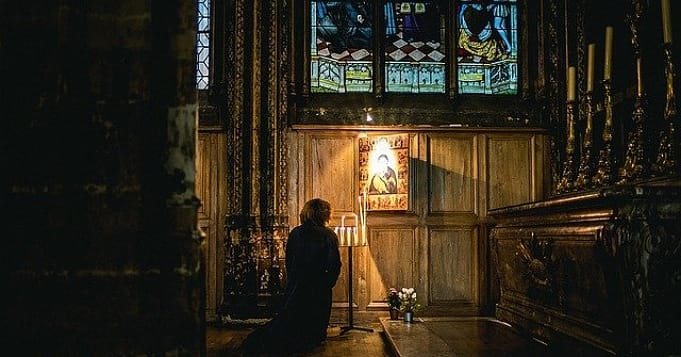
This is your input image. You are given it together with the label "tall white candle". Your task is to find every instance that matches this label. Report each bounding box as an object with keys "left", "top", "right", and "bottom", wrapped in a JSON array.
[
  {"left": 567, "top": 66, "right": 576, "bottom": 101},
  {"left": 587, "top": 43, "right": 595, "bottom": 92},
  {"left": 662, "top": 0, "right": 673, "bottom": 44},
  {"left": 604, "top": 27, "right": 613, "bottom": 80}
]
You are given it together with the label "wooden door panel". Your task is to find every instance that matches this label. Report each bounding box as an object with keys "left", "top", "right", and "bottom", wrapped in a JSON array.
[
  {"left": 367, "top": 228, "right": 416, "bottom": 306},
  {"left": 309, "top": 135, "right": 356, "bottom": 213},
  {"left": 429, "top": 227, "right": 478, "bottom": 304},
  {"left": 487, "top": 136, "right": 533, "bottom": 210},
  {"left": 428, "top": 135, "right": 478, "bottom": 214}
]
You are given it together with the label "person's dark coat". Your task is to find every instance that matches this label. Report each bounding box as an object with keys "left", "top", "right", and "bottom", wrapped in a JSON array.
[{"left": 239, "top": 223, "right": 341, "bottom": 355}]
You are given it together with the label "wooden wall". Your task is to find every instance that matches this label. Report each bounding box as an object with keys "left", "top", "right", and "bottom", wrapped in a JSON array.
[
  {"left": 197, "top": 128, "right": 227, "bottom": 321},
  {"left": 288, "top": 127, "right": 548, "bottom": 315}
]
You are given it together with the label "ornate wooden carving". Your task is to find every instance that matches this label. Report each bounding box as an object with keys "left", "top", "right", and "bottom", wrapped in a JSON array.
[
  {"left": 515, "top": 233, "right": 561, "bottom": 306},
  {"left": 547, "top": 0, "right": 564, "bottom": 195},
  {"left": 604, "top": 185, "right": 681, "bottom": 355},
  {"left": 222, "top": 0, "right": 290, "bottom": 319},
  {"left": 491, "top": 178, "right": 681, "bottom": 355},
  {"left": 575, "top": 0, "right": 586, "bottom": 123}
]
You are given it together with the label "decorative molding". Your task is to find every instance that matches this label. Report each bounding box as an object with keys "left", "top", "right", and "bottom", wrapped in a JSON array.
[
  {"left": 547, "top": 0, "right": 563, "bottom": 195},
  {"left": 221, "top": 0, "right": 290, "bottom": 319},
  {"left": 607, "top": 200, "right": 681, "bottom": 355},
  {"left": 515, "top": 233, "right": 561, "bottom": 306}
]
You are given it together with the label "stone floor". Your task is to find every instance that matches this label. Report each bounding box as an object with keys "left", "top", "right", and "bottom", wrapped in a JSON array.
[
  {"left": 380, "top": 316, "right": 548, "bottom": 357},
  {"left": 206, "top": 314, "right": 547, "bottom": 356}
]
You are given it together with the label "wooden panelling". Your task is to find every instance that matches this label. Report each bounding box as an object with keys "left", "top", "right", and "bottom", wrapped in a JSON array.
[
  {"left": 486, "top": 136, "right": 533, "bottom": 210},
  {"left": 429, "top": 227, "right": 479, "bottom": 304},
  {"left": 309, "top": 135, "right": 356, "bottom": 213},
  {"left": 196, "top": 134, "right": 214, "bottom": 220},
  {"left": 286, "top": 128, "right": 547, "bottom": 316},
  {"left": 428, "top": 135, "right": 477, "bottom": 214},
  {"left": 332, "top": 246, "right": 350, "bottom": 304},
  {"left": 367, "top": 228, "right": 416, "bottom": 306},
  {"left": 197, "top": 130, "right": 227, "bottom": 322}
]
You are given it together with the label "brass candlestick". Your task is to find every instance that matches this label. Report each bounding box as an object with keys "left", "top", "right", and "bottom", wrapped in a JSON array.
[
  {"left": 593, "top": 79, "right": 616, "bottom": 186},
  {"left": 556, "top": 100, "right": 578, "bottom": 193},
  {"left": 652, "top": 42, "right": 679, "bottom": 176},
  {"left": 618, "top": 1, "right": 648, "bottom": 184},
  {"left": 575, "top": 91, "right": 595, "bottom": 189},
  {"left": 618, "top": 70, "right": 647, "bottom": 183}
]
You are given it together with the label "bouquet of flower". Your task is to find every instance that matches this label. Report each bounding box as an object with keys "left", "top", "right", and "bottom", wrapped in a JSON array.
[
  {"left": 398, "top": 287, "right": 421, "bottom": 313},
  {"left": 386, "top": 288, "right": 401, "bottom": 311}
]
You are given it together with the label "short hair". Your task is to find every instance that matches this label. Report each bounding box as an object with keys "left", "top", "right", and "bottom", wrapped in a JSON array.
[
  {"left": 377, "top": 154, "right": 389, "bottom": 162},
  {"left": 299, "top": 198, "right": 332, "bottom": 226}
]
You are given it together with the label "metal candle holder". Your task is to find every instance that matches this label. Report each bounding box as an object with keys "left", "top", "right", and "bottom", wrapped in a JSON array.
[
  {"left": 618, "top": 64, "right": 647, "bottom": 184},
  {"left": 575, "top": 91, "right": 595, "bottom": 189},
  {"left": 556, "top": 100, "right": 578, "bottom": 193},
  {"left": 593, "top": 79, "right": 616, "bottom": 186},
  {"left": 618, "top": 1, "right": 648, "bottom": 184},
  {"left": 652, "top": 42, "right": 679, "bottom": 176}
]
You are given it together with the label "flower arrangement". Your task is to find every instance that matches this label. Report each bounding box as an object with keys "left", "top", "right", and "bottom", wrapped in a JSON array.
[
  {"left": 386, "top": 288, "right": 401, "bottom": 311},
  {"left": 398, "top": 287, "right": 421, "bottom": 313}
]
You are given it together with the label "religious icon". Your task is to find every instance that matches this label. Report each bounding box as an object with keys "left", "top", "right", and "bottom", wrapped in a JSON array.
[{"left": 359, "top": 133, "right": 409, "bottom": 210}]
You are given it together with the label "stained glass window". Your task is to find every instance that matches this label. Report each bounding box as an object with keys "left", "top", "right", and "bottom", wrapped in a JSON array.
[
  {"left": 384, "top": 1, "right": 446, "bottom": 93},
  {"left": 457, "top": 0, "right": 518, "bottom": 94},
  {"left": 197, "top": 0, "right": 211, "bottom": 90},
  {"left": 311, "top": 1, "right": 374, "bottom": 93},
  {"left": 309, "top": 1, "right": 519, "bottom": 96}
]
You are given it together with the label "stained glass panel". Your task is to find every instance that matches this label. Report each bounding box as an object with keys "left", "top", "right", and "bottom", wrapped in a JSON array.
[
  {"left": 384, "top": 1, "right": 446, "bottom": 93},
  {"left": 311, "top": 1, "right": 374, "bottom": 93},
  {"left": 457, "top": 0, "right": 517, "bottom": 94},
  {"left": 197, "top": 0, "right": 211, "bottom": 90}
]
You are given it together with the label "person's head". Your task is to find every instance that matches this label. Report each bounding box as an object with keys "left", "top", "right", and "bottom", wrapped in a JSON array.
[
  {"left": 299, "top": 198, "right": 332, "bottom": 226},
  {"left": 377, "top": 154, "right": 390, "bottom": 173}
]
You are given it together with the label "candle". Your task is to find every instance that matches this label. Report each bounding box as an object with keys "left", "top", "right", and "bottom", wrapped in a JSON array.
[
  {"left": 636, "top": 58, "right": 643, "bottom": 96},
  {"left": 587, "top": 43, "right": 595, "bottom": 92},
  {"left": 604, "top": 27, "right": 613, "bottom": 80},
  {"left": 340, "top": 226, "right": 346, "bottom": 246},
  {"left": 662, "top": 0, "right": 672, "bottom": 44},
  {"left": 567, "top": 66, "right": 576, "bottom": 101},
  {"left": 353, "top": 227, "right": 359, "bottom": 246}
]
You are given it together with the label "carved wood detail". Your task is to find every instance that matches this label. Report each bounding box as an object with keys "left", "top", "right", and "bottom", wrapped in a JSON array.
[
  {"left": 221, "top": 0, "right": 290, "bottom": 319},
  {"left": 490, "top": 180, "right": 681, "bottom": 355}
]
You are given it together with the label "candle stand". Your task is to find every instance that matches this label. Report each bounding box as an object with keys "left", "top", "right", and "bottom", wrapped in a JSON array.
[{"left": 339, "top": 239, "right": 374, "bottom": 335}]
